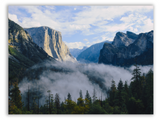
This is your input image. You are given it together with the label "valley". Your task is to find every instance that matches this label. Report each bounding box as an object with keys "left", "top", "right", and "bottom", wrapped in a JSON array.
[{"left": 8, "top": 5, "right": 154, "bottom": 114}]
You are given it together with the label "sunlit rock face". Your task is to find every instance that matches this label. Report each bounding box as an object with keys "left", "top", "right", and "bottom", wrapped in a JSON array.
[
  {"left": 25, "top": 26, "right": 74, "bottom": 61},
  {"left": 8, "top": 19, "right": 50, "bottom": 63}
]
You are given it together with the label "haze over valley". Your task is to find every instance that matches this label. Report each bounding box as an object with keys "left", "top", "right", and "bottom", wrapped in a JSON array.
[{"left": 8, "top": 6, "right": 153, "bottom": 114}]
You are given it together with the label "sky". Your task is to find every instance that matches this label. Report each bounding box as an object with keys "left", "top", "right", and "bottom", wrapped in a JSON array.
[{"left": 8, "top": 5, "right": 153, "bottom": 49}]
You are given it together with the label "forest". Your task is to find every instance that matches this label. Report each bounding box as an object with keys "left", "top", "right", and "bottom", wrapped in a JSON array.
[{"left": 8, "top": 64, "right": 153, "bottom": 114}]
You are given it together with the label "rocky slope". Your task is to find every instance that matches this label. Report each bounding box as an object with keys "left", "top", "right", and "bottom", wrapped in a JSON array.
[
  {"left": 8, "top": 19, "right": 54, "bottom": 81},
  {"left": 98, "top": 30, "right": 153, "bottom": 66},
  {"left": 25, "top": 27, "right": 74, "bottom": 61},
  {"left": 77, "top": 41, "right": 112, "bottom": 63}
]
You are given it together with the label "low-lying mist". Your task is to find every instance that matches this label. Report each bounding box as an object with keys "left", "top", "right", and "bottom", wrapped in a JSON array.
[{"left": 19, "top": 60, "right": 153, "bottom": 106}]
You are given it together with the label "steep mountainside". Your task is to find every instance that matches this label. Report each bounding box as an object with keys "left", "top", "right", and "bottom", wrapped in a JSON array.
[
  {"left": 99, "top": 30, "right": 153, "bottom": 66},
  {"left": 8, "top": 19, "right": 54, "bottom": 81},
  {"left": 70, "top": 46, "right": 87, "bottom": 58},
  {"left": 77, "top": 41, "right": 112, "bottom": 63},
  {"left": 112, "top": 31, "right": 138, "bottom": 47},
  {"left": 25, "top": 27, "right": 74, "bottom": 61}
]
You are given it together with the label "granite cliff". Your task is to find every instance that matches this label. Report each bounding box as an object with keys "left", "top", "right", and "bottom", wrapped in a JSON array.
[
  {"left": 8, "top": 19, "right": 54, "bottom": 81},
  {"left": 98, "top": 30, "right": 153, "bottom": 66},
  {"left": 112, "top": 31, "right": 138, "bottom": 47},
  {"left": 25, "top": 27, "right": 74, "bottom": 61}
]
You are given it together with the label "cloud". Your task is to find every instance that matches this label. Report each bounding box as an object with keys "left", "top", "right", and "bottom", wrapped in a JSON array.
[
  {"left": 8, "top": 6, "right": 153, "bottom": 48},
  {"left": 8, "top": 6, "right": 153, "bottom": 36},
  {"left": 64, "top": 41, "right": 85, "bottom": 49},
  {"left": 8, "top": 13, "right": 19, "bottom": 23},
  {"left": 19, "top": 60, "right": 153, "bottom": 105},
  {"left": 140, "top": 18, "right": 153, "bottom": 32},
  {"left": 83, "top": 39, "right": 89, "bottom": 42}
]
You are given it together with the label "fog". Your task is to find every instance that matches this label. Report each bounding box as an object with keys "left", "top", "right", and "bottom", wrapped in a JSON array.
[{"left": 19, "top": 60, "right": 153, "bottom": 106}]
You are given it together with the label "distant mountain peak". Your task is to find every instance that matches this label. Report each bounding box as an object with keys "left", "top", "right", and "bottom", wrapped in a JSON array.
[
  {"left": 112, "top": 31, "right": 138, "bottom": 47},
  {"left": 77, "top": 41, "right": 111, "bottom": 63},
  {"left": 99, "top": 30, "right": 153, "bottom": 66}
]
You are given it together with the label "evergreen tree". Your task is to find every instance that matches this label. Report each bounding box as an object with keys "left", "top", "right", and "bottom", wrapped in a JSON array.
[
  {"left": 77, "top": 90, "right": 84, "bottom": 106},
  {"left": 64, "top": 93, "right": 76, "bottom": 114},
  {"left": 143, "top": 69, "right": 153, "bottom": 114},
  {"left": 79, "top": 90, "right": 83, "bottom": 99},
  {"left": 85, "top": 90, "right": 91, "bottom": 103},
  {"left": 67, "top": 93, "right": 72, "bottom": 101},
  {"left": 92, "top": 88, "right": 97, "bottom": 103},
  {"left": 131, "top": 64, "right": 141, "bottom": 81},
  {"left": 44, "top": 90, "right": 54, "bottom": 114},
  {"left": 10, "top": 82, "right": 23, "bottom": 110},
  {"left": 109, "top": 80, "right": 116, "bottom": 106},
  {"left": 130, "top": 64, "right": 142, "bottom": 99},
  {"left": 116, "top": 79, "right": 124, "bottom": 107},
  {"left": 55, "top": 93, "right": 61, "bottom": 113}
]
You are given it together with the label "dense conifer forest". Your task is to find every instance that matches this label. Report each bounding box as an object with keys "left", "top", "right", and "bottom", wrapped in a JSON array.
[{"left": 8, "top": 65, "right": 153, "bottom": 114}]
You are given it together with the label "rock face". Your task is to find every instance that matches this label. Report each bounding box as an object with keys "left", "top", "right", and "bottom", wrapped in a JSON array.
[
  {"left": 98, "top": 30, "right": 153, "bottom": 66},
  {"left": 8, "top": 19, "right": 53, "bottom": 80},
  {"left": 112, "top": 31, "right": 138, "bottom": 47},
  {"left": 77, "top": 41, "right": 112, "bottom": 63},
  {"left": 25, "top": 27, "right": 73, "bottom": 61},
  {"left": 8, "top": 19, "right": 51, "bottom": 63}
]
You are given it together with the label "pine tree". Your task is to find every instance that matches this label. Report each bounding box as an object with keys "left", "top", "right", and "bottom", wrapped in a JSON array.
[
  {"left": 10, "top": 82, "right": 23, "bottom": 109},
  {"left": 130, "top": 64, "right": 142, "bottom": 99},
  {"left": 77, "top": 90, "right": 84, "bottom": 106},
  {"left": 79, "top": 90, "right": 83, "bottom": 99},
  {"left": 55, "top": 93, "right": 61, "bottom": 113},
  {"left": 116, "top": 79, "right": 124, "bottom": 107},
  {"left": 92, "top": 88, "right": 97, "bottom": 103},
  {"left": 131, "top": 64, "right": 141, "bottom": 81},
  {"left": 67, "top": 93, "right": 72, "bottom": 101},
  {"left": 143, "top": 69, "right": 153, "bottom": 114},
  {"left": 85, "top": 90, "right": 91, "bottom": 103},
  {"left": 45, "top": 90, "right": 53, "bottom": 114}
]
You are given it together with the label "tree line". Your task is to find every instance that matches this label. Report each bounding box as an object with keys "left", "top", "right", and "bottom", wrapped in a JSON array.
[{"left": 9, "top": 65, "right": 153, "bottom": 114}]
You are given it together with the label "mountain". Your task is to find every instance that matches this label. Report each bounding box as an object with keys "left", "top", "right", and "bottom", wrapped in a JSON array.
[
  {"left": 112, "top": 31, "right": 138, "bottom": 47},
  {"left": 98, "top": 30, "right": 153, "bottom": 66},
  {"left": 8, "top": 19, "right": 54, "bottom": 81},
  {"left": 77, "top": 41, "right": 112, "bottom": 63},
  {"left": 69, "top": 46, "right": 87, "bottom": 58},
  {"left": 25, "top": 27, "right": 74, "bottom": 61}
]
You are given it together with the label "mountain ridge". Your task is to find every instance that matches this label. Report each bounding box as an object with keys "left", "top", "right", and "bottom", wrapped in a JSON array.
[
  {"left": 77, "top": 40, "right": 112, "bottom": 63},
  {"left": 99, "top": 30, "right": 153, "bottom": 66},
  {"left": 8, "top": 19, "right": 54, "bottom": 81}
]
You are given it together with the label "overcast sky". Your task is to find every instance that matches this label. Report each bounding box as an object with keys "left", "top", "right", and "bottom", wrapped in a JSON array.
[{"left": 8, "top": 6, "right": 153, "bottom": 49}]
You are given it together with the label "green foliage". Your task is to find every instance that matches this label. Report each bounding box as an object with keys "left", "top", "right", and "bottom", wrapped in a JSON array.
[
  {"left": 8, "top": 65, "right": 153, "bottom": 114},
  {"left": 88, "top": 103, "right": 107, "bottom": 114},
  {"left": 131, "top": 64, "right": 141, "bottom": 81},
  {"left": 67, "top": 93, "right": 72, "bottom": 101},
  {"left": 64, "top": 99, "right": 76, "bottom": 114},
  {"left": 8, "top": 45, "right": 35, "bottom": 82},
  {"left": 9, "top": 45, "right": 35, "bottom": 67},
  {"left": 55, "top": 93, "right": 61, "bottom": 113},
  {"left": 109, "top": 80, "right": 117, "bottom": 106},
  {"left": 10, "top": 83, "right": 23, "bottom": 109},
  {"left": 127, "top": 97, "right": 144, "bottom": 114}
]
